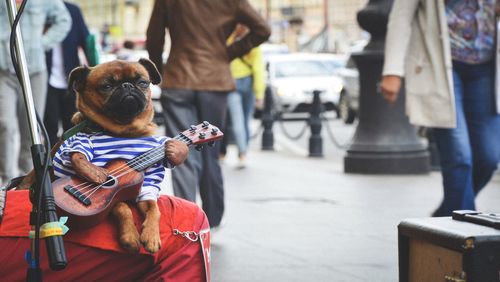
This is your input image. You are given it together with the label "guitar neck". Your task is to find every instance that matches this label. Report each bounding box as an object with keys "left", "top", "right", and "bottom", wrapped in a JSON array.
[{"left": 126, "top": 133, "right": 192, "bottom": 171}]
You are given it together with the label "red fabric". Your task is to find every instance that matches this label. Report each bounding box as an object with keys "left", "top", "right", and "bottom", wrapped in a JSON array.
[{"left": 0, "top": 190, "right": 209, "bottom": 281}]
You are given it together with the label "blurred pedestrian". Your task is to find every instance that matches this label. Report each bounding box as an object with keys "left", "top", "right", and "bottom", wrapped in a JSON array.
[
  {"left": 381, "top": 0, "right": 500, "bottom": 216},
  {"left": 44, "top": 1, "right": 94, "bottom": 147},
  {"left": 100, "top": 23, "right": 111, "bottom": 53},
  {"left": 220, "top": 24, "right": 266, "bottom": 169},
  {"left": 116, "top": 40, "right": 135, "bottom": 61},
  {"left": 0, "top": 0, "right": 71, "bottom": 185},
  {"left": 146, "top": 0, "right": 270, "bottom": 228}
]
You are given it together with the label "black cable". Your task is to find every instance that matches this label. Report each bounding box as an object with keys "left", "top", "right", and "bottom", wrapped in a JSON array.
[{"left": 9, "top": 0, "right": 52, "bottom": 269}]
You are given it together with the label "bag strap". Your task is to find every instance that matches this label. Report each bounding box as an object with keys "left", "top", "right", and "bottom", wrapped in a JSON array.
[
  {"left": 239, "top": 56, "right": 252, "bottom": 71},
  {"left": 61, "top": 119, "right": 102, "bottom": 141}
]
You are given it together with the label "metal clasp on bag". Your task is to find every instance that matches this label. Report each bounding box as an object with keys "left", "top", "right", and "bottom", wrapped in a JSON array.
[
  {"left": 445, "top": 271, "right": 467, "bottom": 282},
  {"left": 173, "top": 228, "right": 199, "bottom": 242}
]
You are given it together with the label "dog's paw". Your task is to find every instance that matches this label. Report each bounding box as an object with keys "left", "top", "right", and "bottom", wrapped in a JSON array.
[
  {"left": 140, "top": 226, "right": 161, "bottom": 254},
  {"left": 119, "top": 229, "right": 141, "bottom": 253}
]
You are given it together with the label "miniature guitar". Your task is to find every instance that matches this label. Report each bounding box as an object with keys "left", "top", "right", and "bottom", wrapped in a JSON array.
[{"left": 52, "top": 121, "right": 223, "bottom": 229}]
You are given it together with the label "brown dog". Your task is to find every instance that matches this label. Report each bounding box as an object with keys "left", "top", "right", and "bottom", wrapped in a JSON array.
[{"left": 21, "top": 59, "right": 188, "bottom": 253}]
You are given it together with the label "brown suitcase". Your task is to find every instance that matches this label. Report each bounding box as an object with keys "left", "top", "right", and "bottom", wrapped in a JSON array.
[{"left": 399, "top": 211, "right": 500, "bottom": 282}]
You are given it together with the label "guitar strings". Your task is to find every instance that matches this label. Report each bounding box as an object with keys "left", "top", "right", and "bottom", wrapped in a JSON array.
[
  {"left": 70, "top": 135, "right": 183, "bottom": 193},
  {"left": 69, "top": 133, "right": 195, "bottom": 199},
  {"left": 69, "top": 144, "right": 167, "bottom": 193},
  {"left": 100, "top": 132, "right": 196, "bottom": 178},
  {"left": 70, "top": 126, "right": 216, "bottom": 200},
  {"left": 74, "top": 144, "right": 175, "bottom": 200},
  {"left": 78, "top": 135, "right": 192, "bottom": 201},
  {"left": 73, "top": 147, "right": 167, "bottom": 198}
]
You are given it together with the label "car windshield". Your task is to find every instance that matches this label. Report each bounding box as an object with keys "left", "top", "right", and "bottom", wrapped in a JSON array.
[{"left": 274, "top": 60, "right": 331, "bottom": 78}]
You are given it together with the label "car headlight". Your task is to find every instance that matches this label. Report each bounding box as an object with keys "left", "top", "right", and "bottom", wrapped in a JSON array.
[{"left": 276, "top": 86, "right": 286, "bottom": 96}]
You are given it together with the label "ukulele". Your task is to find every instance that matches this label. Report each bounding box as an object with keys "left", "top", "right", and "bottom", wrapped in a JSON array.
[{"left": 52, "top": 121, "right": 223, "bottom": 229}]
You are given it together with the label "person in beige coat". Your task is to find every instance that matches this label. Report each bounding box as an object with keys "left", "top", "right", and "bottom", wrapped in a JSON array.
[{"left": 381, "top": 0, "right": 500, "bottom": 216}]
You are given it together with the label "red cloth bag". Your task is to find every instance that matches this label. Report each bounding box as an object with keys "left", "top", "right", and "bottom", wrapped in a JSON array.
[{"left": 0, "top": 190, "right": 210, "bottom": 282}]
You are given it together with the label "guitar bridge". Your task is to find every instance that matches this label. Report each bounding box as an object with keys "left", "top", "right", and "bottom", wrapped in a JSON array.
[{"left": 64, "top": 185, "right": 91, "bottom": 206}]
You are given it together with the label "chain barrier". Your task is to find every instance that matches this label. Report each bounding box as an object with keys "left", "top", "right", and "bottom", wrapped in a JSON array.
[
  {"left": 276, "top": 116, "right": 309, "bottom": 141},
  {"left": 255, "top": 112, "right": 353, "bottom": 149},
  {"left": 257, "top": 85, "right": 354, "bottom": 152},
  {"left": 320, "top": 113, "right": 352, "bottom": 150},
  {"left": 250, "top": 123, "right": 263, "bottom": 140}
]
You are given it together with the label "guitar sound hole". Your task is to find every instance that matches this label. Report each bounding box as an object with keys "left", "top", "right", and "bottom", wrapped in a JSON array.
[{"left": 102, "top": 176, "right": 117, "bottom": 188}]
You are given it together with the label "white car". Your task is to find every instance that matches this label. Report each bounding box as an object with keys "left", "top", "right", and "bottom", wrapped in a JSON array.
[
  {"left": 335, "top": 56, "right": 359, "bottom": 124},
  {"left": 267, "top": 53, "right": 345, "bottom": 114}
]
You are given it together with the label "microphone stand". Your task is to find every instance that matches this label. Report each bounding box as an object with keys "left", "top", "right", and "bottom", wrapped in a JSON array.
[{"left": 5, "top": 0, "right": 67, "bottom": 280}]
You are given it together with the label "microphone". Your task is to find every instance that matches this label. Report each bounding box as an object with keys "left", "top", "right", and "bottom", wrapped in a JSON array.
[{"left": 32, "top": 144, "right": 68, "bottom": 271}]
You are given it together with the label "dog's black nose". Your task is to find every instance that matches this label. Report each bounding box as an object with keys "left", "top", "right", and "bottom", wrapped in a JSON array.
[{"left": 121, "top": 82, "right": 134, "bottom": 90}]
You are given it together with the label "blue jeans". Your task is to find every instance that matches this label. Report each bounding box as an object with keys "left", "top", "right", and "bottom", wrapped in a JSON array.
[
  {"left": 433, "top": 61, "right": 500, "bottom": 216},
  {"left": 227, "top": 76, "right": 254, "bottom": 156}
]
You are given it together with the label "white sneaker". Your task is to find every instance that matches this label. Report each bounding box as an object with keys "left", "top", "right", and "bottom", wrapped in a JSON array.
[{"left": 236, "top": 155, "right": 246, "bottom": 169}]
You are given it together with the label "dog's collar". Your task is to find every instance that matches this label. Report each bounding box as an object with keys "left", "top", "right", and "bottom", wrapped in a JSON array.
[{"left": 61, "top": 119, "right": 104, "bottom": 141}]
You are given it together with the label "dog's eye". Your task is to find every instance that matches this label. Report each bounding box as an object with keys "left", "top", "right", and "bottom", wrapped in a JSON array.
[
  {"left": 100, "top": 84, "right": 113, "bottom": 92},
  {"left": 137, "top": 80, "right": 150, "bottom": 88}
]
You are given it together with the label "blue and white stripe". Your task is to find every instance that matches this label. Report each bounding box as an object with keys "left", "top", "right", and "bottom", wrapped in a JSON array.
[{"left": 53, "top": 132, "right": 170, "bottom": 201}]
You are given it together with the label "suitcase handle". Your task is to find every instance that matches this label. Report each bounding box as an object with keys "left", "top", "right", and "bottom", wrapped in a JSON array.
[{"left": 452, "top": 210, "right": 500, "bottom": 230}]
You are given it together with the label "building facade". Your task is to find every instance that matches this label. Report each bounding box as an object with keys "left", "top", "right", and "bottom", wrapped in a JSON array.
[{"left": 71, "top": 0, "right": 368, "bottom": 53}]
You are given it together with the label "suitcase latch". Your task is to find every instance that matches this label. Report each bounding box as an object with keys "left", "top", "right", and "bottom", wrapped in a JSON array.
[{"left": 445, "top": 271, "right": 467, "bottom": 282}]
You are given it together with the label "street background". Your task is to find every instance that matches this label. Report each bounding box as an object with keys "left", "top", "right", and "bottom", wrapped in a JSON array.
[
  {"left": 65, "top": 1, "right": 500, "bottom": 281},
  {"left": 211, "top": 119, "right": 500, "bottom": 282}
]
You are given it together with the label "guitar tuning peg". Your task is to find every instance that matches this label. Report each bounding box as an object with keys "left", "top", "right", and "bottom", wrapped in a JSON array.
[
  {"left": 198, "top": 132, "right": 206, "bottom": 139},
  {"left": 195, "top": 144, "right": 204, "bottom": 151},
  {"left": 190, "top": 125, "right": 197, "bottom": 132},
  {"left": 208, "top": 141, "right": 215, "bottom": 147},
  {"left": 211, "top": 128, "right": 219, "bottom": 135},
  {"left": 202, "top": 121, "right": 210, "bottom": 129}
]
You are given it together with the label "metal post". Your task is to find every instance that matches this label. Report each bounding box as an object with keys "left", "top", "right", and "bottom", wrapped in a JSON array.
[
  {"left": 5, "top": 0, "right": 67, "bottom": 276},
  {"left": 308, "top": 90, "right": 323, "bottom": 157},
  {"left": 6, "top": 0, "right": 39, "bottom": 146},
  {"left": 261, "top": 85, "right": 274, "bottom": 151},
  {"left": 343, "top": 0, "right": 430, "bottom": 174}
]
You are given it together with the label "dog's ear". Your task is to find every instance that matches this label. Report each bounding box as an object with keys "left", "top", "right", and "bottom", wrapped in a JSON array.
[
  {"left": 138, "top": 58, "right": 161, "bottom": 85},
  {"left": 68, "top": 66, "right": 91, "bottom": 93}
]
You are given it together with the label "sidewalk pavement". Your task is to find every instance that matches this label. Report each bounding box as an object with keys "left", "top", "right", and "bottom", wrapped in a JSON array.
[{"left": 210, "top": 134, "right": 500, "bottom": 282}]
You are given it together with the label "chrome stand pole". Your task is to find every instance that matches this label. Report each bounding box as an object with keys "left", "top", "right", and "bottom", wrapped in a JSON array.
[{"left": 5, "top": 1, "right": 67, "bottom": 280}]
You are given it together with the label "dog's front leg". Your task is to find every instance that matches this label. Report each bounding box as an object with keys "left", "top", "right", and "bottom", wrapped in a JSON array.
[
  {"left": 112, "top": 202, "right": 141, "bottom": 253},
  {"left": 71, "top": 152, "right": 108, "bottom": 183},
  {"left": 137, "top": 200, "right": 161, "bottom": 254}
]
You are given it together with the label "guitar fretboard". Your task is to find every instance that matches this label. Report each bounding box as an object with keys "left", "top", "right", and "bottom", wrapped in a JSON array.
[{"left": 126, "top": 133, "right": 192, "bottom": 171}]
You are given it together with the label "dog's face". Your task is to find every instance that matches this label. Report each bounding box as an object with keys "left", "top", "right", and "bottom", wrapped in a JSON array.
[{"left": 69, "top": 59, "right": 161, "bottom": 125}]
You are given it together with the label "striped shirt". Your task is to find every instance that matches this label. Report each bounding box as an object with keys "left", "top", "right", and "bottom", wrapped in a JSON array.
[{"left": 53, "top": 132, "right": 170, "bottom": 201}]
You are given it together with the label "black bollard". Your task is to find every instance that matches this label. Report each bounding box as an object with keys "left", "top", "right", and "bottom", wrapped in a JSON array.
[
  {"left": 308, "top": 90, "right": 323, "bottom": 157},
  {"left": 343, "top": 0, "right": 430, "bottom": 174},
  {"left": 261, "top": 85, "right": 274, "bottom": 151}
]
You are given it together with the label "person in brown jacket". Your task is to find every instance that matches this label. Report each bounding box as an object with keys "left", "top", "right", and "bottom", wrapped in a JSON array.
[{"left": 146, "top": 0, "right": 271, "bottom": 228}]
